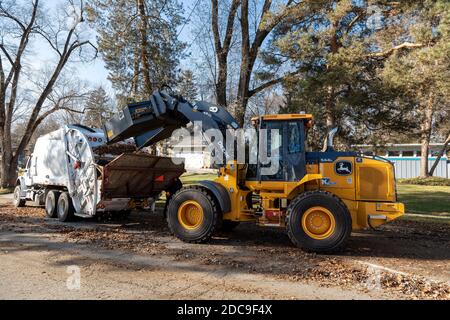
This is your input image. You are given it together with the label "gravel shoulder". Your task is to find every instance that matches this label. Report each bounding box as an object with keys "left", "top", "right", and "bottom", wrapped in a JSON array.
[{"left": 0, "top": 196, "right": 448, "bottom": 300}]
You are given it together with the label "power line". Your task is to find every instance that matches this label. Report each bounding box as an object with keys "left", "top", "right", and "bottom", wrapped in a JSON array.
[{"left": 176, "top": 0, "right": 202, "bottom": 38}]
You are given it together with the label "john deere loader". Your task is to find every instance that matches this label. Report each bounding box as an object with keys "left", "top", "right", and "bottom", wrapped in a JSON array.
[{"left": 102, "top": 90, "right": 404, "bottom": 252}]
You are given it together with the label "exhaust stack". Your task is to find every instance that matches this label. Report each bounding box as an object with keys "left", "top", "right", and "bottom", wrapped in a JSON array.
[{"left": 323, "top": 127, "right": 338, "bottom": 152}]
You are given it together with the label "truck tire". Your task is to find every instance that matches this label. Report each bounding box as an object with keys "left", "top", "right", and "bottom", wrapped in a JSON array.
[
  {"left": 57, "top": 192, "right": 75, "bottom": 222},
  {"left": 167, "top": 186, "right": 221, "bottom": 243},
  {"left": 286, "top": 191, "right": 352, "bottom": 253},
  {"left": 45, "top": 190, "right": 60, "bottom": 218},
  {"left": 13, "top": 185, "right": 26, "bottom": 208}
]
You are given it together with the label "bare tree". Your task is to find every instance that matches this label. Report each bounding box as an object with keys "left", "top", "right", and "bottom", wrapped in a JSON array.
[
  {"left": 207, "top": 0, "right": 309, "bottom": 126},
  {"left": 211, "top": 0, "right": 240, "bottom": 107},
  {"left": 0, "top": 0, "right": 97, "bottom": 187}
]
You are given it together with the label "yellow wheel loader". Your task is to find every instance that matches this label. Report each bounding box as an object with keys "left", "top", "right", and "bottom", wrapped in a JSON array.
[{"left": 104, "top": 91, "right": 404, "bottom": 252}]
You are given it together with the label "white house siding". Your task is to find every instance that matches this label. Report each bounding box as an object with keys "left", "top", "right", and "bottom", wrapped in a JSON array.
[
  {"left": 173, "top": 152, "right": 209, "bottom": 170},
  {"left": 389, "top": 158, "right": 448, "bottom": 179}
]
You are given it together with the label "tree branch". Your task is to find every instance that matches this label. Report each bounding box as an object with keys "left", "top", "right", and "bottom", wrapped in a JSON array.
[
  {"left": 222, "top": 0, "right": 240, "bottom": 54},
  {"left": 0, "top": 3, "right": 26, "bottom": 31},
  {"left": 368, "top": 42, "right": 425, "bottom": 58},
  {"left": 0, "top": 44, "right": 14, "bottom": 66},
  {"left": 211, "top": 0, "right": 222, "bottom": 52},
  {"left": 248, "top": 71, "right": 298, "bottom": 97}
]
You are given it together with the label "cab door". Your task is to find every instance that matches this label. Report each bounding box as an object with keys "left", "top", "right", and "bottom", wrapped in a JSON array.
[
  {"left": 23, "top": 156, "right": 34, "bottom": 186},
  {"left": 257, "top": 120, "right": 306, "bottom": 182},
  {"left": 285, "top": 121, "right": 306, "bottom": 181}
]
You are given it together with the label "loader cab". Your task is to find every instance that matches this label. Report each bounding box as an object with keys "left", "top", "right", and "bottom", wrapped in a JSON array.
[{"left": 247, "top": 114, "right": 313, "bottom": 182}]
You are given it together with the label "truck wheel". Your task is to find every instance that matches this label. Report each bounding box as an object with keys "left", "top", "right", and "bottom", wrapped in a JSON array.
[
  {"left": 57, "top": 192, "right": 75, "bottom": 222},
  {"left": 286, "top": 191, "right": 352, "bottom": 253},
  {"left": 219, "top": 220, "right": 240, "bottom": 232},
  {"left": 13, "top": 185, "right": 26, "bottom": 208},
  {"left": 45, "top": 190, "right": 60, "bottom": 218},
  {"left": 167, "top": 186, "right": 221, "bottom": 243}
]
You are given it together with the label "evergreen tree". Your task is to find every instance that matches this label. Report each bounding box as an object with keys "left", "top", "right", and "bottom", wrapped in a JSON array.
[
  {"left": 84, "top": 87, "right": 114, "bottom": 128},
  {"left": 87, "top": 0, "right": 186, "bottom": 102},
  {"left": 380, "top": 0, "right": 450, "bottom": 176},
  {"left": 177, "top": 70, "right": 198, "bottom": 101},
  {"left": 271, "top": 1, "right": 424, "bottom": 149}
]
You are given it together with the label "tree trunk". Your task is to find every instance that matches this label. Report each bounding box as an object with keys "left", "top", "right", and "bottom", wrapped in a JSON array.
[
  {"left": 236, "top": 57, "right": 252, "bottom": 127},
  {"left": 210, "top": 0, "right": 240, "bottom": 108},
  {"left": 132, "top": 46, "right": 140, "bottom": 96},
  {"left": 325, "top": 85, "right": 336, "bottom": 130},
  {"left": 419, "top": 93, "right": 434, "bottom": 178},
  {"left": 137, "top": 0, "right": 152, "bottom": 96},
  {"left": 429, "top": 132, "right": 450, "bottom": 176},
  {"left": 216, "top": 55, "right": 228, "bottom": 107},
  {"left": 0, "top": 147, "right": 17, "bottom": 188},
  {"left": 235, "top": 0, "right": 251, "bottom": 127},
  {"left": 420, "top": 137, "right": 430, "bottom": 178},
  {"left": 325, "top": 25, "right": 339, "bottom": 131}
]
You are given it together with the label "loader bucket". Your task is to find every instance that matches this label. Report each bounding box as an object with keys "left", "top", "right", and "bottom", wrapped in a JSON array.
[{"left": 101, "top": 153, "right": 185, "bottom": 200}]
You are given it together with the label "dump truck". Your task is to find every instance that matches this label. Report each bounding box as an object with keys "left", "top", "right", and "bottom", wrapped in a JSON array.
[
  {"left": 101, "top": 91, "right": 405, "bottom": 252},
  {"left": 13, "top": 124, "right": 185, "bottom": 221}
]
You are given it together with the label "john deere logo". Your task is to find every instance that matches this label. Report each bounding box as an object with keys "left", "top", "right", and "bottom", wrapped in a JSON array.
[{"left": 335, "top": 161, "right": 352, "bottom": 175}]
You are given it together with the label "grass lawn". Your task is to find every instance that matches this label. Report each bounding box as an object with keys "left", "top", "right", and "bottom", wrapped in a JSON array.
[
  {"left": 180, "top": 173, "right": 217, "bottom": 184},
  {"left": 397, "top": 184, "right": 450, "bottom": 219}
]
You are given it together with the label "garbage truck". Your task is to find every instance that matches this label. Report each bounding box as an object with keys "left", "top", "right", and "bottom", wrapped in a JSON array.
[{"left": 13, "top": 124, "right": 185, "bottom": 221}]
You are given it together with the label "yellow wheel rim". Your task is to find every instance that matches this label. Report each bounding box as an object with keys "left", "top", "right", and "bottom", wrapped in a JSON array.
[
  {"left": 177, "top": 200, "right": 204, "bottom": 230},
  {"left": 301, "top": 206, "right": 336, "bottom": 240}
]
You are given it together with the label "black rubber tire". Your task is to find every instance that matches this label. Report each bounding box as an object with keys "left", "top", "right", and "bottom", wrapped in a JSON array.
[
  {"left": 13, "top": 185, "right": 25, "bottom": 208},
  {"left": 286, "top": 191, "right": 352, "bottom": 253},
  {"left": 167, "top": 186, "right": 221, "bottom": 243},
  {"left": 57, "top": 192, "right": 75, "bottom": 222},
  {"left": 219, "top": 220, "right": 240, "bottom": 232},
  {"left": 45, "top": 190, "right": 60, "bottom": 218}
]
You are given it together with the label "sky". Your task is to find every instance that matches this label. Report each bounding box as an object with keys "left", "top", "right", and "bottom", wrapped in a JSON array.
[{"left": 29, "top": 0, "right": 199, "bottom": 96}]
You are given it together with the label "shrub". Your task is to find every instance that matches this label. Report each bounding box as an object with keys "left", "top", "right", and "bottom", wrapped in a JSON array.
[{"left": 398, "top": 177, "right": 450, "bottom": 186}]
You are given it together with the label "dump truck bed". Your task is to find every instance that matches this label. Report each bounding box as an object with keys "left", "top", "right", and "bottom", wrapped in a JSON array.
[{"left": 100, "top": 153, "right": 185, "bottom": 200}]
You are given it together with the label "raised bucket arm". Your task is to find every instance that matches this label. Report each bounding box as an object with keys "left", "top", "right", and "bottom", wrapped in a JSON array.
[{"left": 103, "top": 91, "right": 239, "bottom": 150}]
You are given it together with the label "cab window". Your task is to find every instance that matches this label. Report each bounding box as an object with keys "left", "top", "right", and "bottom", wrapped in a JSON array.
[{"left": 288, "top": 122, "right": 301, "bottom": 154}]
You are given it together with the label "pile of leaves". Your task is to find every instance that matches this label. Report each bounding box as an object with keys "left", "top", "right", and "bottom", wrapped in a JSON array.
[{"left": 0, "top": 188, "right": 14, "bottom": 195}]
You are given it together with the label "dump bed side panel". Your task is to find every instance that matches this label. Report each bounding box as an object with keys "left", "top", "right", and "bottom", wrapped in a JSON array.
[{"left": 102, "top": 153, "right": 185, "bottom": 199}]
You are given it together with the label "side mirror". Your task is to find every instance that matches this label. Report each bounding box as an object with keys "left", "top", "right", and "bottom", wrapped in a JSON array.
[{"left": 322, "top": 127, "right": 339, "bottom": 152}]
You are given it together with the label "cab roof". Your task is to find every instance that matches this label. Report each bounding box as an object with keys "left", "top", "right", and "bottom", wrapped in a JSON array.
[{"left": 251, "top": 114, "right": 314, "bottom": 121}]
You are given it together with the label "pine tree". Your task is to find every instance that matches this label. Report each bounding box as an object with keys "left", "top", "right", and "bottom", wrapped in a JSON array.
[
  {"left": 271, "top": 1, "right": 424, "bottom": 149},
  {"left": 87, "top": 0, "right": 186, "bottom": 102},
  {"left": 84, "top": 87, "right": 114, "bottom": 128},
  {"left": 177, "top": 70, "right": 198, "bottom": 101},
  {"left": 380, "top": 0, "right": 450, "bottom": 177}
]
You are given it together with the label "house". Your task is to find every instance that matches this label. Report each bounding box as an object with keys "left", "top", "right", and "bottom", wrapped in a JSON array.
[
  {"left": 355, "top": 143, "right": 450, "bottom": 179},
  {"left": 166, "top": 139, "right": 212, "bottom": 171}
]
